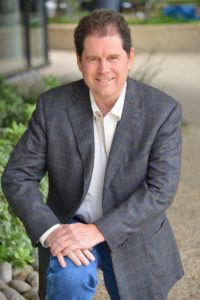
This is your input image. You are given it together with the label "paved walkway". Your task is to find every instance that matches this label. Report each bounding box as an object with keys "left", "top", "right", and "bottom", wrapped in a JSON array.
[{"left": 39, "top": 50, "right": 200, "bottom": 127}]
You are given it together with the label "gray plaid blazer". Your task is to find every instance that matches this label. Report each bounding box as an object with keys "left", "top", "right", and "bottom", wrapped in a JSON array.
[{"left": 2, "top": 78, "right": 184, "bottom": 300}]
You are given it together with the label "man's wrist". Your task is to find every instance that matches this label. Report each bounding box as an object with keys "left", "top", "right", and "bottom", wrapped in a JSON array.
[
  {"left": 40, "top": 224, "right": 61, "bottom": 247},
  {"left": 90, "top": 224, "right": 105, "bottom": 244}
]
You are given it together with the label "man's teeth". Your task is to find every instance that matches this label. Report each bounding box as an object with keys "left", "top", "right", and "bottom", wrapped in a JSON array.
[{"left": 98, "top": 78, "right": 112, "bottom": 82}]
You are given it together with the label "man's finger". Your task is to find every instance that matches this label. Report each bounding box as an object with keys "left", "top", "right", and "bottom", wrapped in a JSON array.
[
  {"left": 57, "top": 254, "right": 66, "bottom": 268},
  {"left": 67, "top": 251, "right": 82, "bottom": 267},
  {"left": 82, "top": 249, "right": 95, "bottom": 262},
  {"left": 74, "top": 249, "right": 90, "bottom": 266}
]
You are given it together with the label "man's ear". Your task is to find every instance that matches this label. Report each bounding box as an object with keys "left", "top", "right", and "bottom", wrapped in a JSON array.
[
  {"left": 76, "top": 53, "right": 82, "bottom": 72},
  {"left": 128, "top": 47, "right": 134, "bottom": 71}
]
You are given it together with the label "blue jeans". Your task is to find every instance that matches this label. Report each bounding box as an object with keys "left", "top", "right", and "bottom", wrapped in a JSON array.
[{"left": 46, "top": 221, "right": 121, "bottom": 300}]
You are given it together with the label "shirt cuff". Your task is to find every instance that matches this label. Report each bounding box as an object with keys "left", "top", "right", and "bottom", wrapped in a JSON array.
[{"left": 39, "top": 224, "right": 61, "bottom": 248}]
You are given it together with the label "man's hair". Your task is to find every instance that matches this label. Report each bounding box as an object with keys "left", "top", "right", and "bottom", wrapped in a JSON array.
[{"left": 74, "top": 9, "right": 132, "bottom": 57}]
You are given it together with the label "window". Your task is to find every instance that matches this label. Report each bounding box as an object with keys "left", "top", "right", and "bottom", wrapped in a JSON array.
[{"left": 0, "top": 0, "right": 48, "bottom": 76}]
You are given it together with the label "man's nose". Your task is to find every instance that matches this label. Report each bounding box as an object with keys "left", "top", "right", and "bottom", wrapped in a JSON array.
[{"left": 98, "top": 59, "right": 109, "bottom": 73}]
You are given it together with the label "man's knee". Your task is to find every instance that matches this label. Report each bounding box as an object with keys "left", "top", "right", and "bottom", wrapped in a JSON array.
[{"left": 46, "top": 256, "right": 98, "bottom": 298}]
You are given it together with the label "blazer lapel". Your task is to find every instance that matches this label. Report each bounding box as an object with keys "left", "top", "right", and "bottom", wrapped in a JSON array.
[
  {"left": 103, "top": 79, "right": 146, "bottom": 198},
  {"left": 67, "top": 82, "right": 94, "bottom": 199}
]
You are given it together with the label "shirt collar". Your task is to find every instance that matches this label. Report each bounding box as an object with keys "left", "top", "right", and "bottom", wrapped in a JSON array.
[{"left": 90, "top": 81, "right": 127, "bottom": 121}]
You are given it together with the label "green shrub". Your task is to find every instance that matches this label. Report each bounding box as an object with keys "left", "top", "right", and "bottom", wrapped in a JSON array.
[
  {"left": 0, "top": 120, "right": 34, "bottom": 267},
  {"left": 22, "top": 74, "right": 61, "bottom": 104},
  {"left": 0, "top": 78, "right": 54, "bottom": 266},
  {"left": 0, "top": 200, "right": 34, "bottom": 267},
  {"left": 0, "top": 74, "right": 61, "bottom": 128},
  {"left": 0, "top": 119, "right": 49, "bottom": 267},
  {"left": 43, "top": 74, "right": 61, "bottom": 91},
  {"left": 0, "top": 75, "right": 24, "bottom": 128}
]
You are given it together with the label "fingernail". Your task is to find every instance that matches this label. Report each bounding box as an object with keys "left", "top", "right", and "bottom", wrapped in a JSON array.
[{"left": 91, "top": 257, "right": 95, "bottom": 261}]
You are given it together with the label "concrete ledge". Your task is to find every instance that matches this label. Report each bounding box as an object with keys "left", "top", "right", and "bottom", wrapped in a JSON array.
[
  {"left": 132, "top": 23, "right": 200, "bottom": 53},
  {"left": 48, "top": 24, "right": 76, "bottom": 51},
  {"left": 48, "top": 23, "right": 200, "bottom": 53}
]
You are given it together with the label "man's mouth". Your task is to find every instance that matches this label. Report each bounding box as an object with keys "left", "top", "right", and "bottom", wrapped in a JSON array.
[{"left": 96, "top": 78, "right": 114, "bottom": 82}]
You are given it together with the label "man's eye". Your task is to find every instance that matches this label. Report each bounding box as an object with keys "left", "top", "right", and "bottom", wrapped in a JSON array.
[
  {"left": 88, "top": 57, "right": 97, "bottom": 63},
  {"left": 109, "top": 56, "right": 119, "bottom": 62}
]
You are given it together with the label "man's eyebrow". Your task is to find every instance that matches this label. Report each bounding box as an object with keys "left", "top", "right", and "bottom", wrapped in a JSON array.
[
  {"left": 109, "top": 54, "right": 120, "bottom": 57},
  {"left": 86, "top": 55, "right": 97, "bottom": 58},
  {"left": 85, "top": 54, "right": 120, "bottom": 58}
]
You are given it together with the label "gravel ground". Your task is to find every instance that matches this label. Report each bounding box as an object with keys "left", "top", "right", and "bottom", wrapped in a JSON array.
[
  {"left": 94, "top": 125, "right": 200, "bottom": 299},
  {"left": 167, "top": 125, "right": 200, "bottom": 300}
]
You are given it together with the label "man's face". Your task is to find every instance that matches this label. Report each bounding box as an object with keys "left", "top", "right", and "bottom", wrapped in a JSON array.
[{"left": 76, "top": 33, "right": 134, "bottom": 104}]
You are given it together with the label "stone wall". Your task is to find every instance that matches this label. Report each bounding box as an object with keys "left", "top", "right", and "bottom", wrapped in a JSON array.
[{"left": 48, "top": 23, "right": 200, "bottom": 53}]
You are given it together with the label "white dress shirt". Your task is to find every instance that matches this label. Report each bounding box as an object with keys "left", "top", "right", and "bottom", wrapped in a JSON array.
[{"left": 40, "top": 82, "right": 127, "bottom": 246}]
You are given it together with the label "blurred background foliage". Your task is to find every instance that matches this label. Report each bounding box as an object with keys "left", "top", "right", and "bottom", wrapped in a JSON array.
[
  {"left": 47, "top": 0, "right": 200, "bottom": 24},
  {"left": 0, "top": 75, "right": 60, "bottom": 267}
]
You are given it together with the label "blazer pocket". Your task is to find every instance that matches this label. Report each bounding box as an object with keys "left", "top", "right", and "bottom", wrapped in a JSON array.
[
  {"left": 144, "top": 218, "right": 167, "bottom": 246},
  {"left": 144, "top": 218, "right": 176, "bottom": 279}
]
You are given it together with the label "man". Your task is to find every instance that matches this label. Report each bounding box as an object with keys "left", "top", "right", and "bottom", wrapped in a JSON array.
[{"left": 2, "top": 9, "right": 184, "bottom": 300}]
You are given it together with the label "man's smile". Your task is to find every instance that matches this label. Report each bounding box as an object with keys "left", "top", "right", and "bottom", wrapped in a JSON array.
[{"left": 96, "top": 78, "right": 115, "bottom": 82}]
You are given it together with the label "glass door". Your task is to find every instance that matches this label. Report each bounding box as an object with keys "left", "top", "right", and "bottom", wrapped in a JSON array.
[
  {"left": 0, "top": 0, "right": 27, "bottom": 75},
  {"left": 29, "top": 0, "right": 48, "bottom": 67}
]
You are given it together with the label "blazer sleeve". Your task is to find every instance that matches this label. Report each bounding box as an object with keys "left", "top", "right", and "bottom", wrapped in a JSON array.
[
  {"left": 95, "top": 102, "right": 182, "bottom": 252},
  {"left": 1, "top": 96, "right": 60, "bottom": 246}
]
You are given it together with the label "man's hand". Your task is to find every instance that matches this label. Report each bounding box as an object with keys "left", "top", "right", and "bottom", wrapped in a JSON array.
[{"left": 46, "top": 223, "right": 105, "bottom": 267}]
